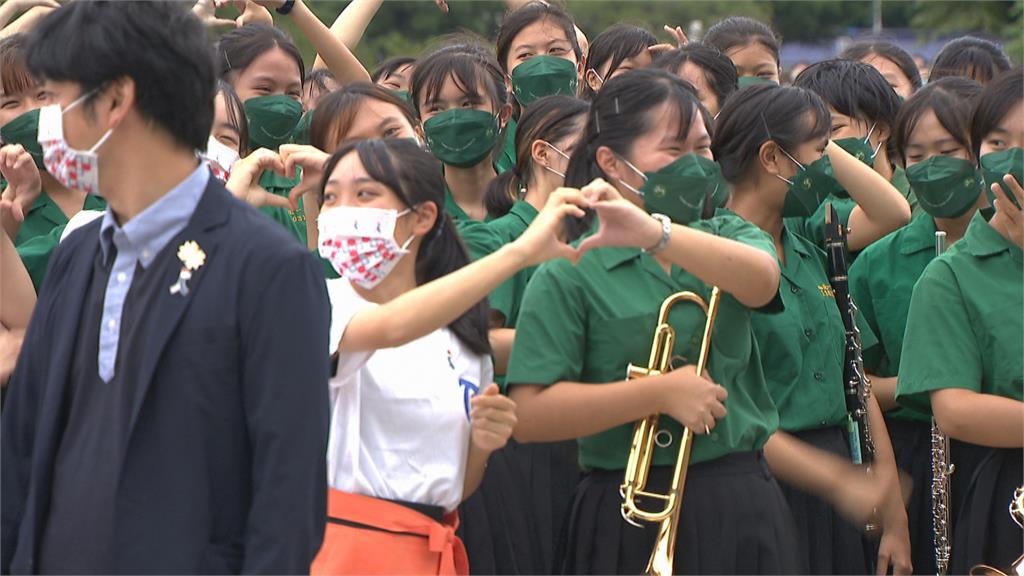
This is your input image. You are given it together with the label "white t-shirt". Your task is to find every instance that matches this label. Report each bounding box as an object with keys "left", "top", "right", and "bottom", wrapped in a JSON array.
[{"left": 325, "top": 278, "right": 494, "bottom": 513}]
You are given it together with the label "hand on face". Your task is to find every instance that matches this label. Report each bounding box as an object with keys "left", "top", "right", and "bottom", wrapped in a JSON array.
[{"left": 991, "top": 174, "right": 1023, "bottom": 248}]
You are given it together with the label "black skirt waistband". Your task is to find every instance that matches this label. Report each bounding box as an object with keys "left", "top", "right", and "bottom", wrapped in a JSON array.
[{"left": 586, "top": 449, "right": 770, "bottom": 480}]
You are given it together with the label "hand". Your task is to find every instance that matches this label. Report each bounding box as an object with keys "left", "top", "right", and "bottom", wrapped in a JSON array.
[
  {"left": 577, "top": 178, "right": 663, "bottom": 255},
  {"left": 663, "top": 25, "right": 688, "bottom": 47},
  {"left": 991, "top": 174, "right": 1023, "bottom": 248},
  {"left": 214, "top": 0, "right": 274, "bottom": 26},
  {"left": 470, "top": 384, "right": 517, "bottom": 453},
  {"left": 656, "top": 364, "right": 727, "bottom": 433},
  {"left": 829, "top": 464, "right": 887, "bottom": 528},
  {"left": 0, "top": 328, "right": 25, "bottom": 385},
  {"left": 225, "top": 148, "right": 291, "bottom": 209},
  {"left": 0, "top": 145, "right": 43, "bottom": 223},
  {"left": 279, "top": 144, "right": 330, "bottom": 209},
  {"left": 876, "top": 516, "right": 913, "bottom": 575},
  {"left": 509, "top": 187, "right": 588, "bottom": 266},
  {"left": 648, "top": 43, "right": 676, "bottom": 56},
  {"left": 434, "top": 0, "right": 449, "bottom": 12},
  {"left": 191, "top": 0, "right": 236, "bottom": 28}
]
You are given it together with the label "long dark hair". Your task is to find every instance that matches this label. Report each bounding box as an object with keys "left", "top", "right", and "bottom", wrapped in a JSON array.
[
  {"left": 485, "top": 95, "right": 589, "bottom": 217},
  {"left": 319, "top": 139, "right": 492, "bottom": 356},
  {"left": 215, "top": 23, "right": 305, "bottom": 85},
  {"left": 971, "top": 67, "right": 1024, "bottom": 159},
  {"left": 310, "top": 81, "right": 416, "bottom": 152},
  {"left": 930, "top": 36, "right": 1012, "bottom": 85},
  {"left": 712, "top": 84, "right": 831, "bottom": 185},
  {"left": 892, "top": 77, "right": 983, "bottom": 166}
]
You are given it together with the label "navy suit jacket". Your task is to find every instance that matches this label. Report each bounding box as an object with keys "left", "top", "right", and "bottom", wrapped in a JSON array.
[{"left": 1, "top": 178, "right": 331, "bottom": 574}]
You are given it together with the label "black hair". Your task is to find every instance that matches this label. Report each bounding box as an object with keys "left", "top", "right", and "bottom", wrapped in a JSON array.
[
  {"left": 653, "top": 43, "right": 738, "bottom": 113},
  {"left": 410, "top": 42, "right": 509, "bottom": 119},
  {"left": 892, "top": 77, "right": 983, "bottom": 166},
  {"left": 371, "top": 56, "right": 417, "bottom": 84},
  {"left": 215, "top": 23, "right": 306, "bottom": 85},
  {"left": 583, "top": 24, "right": 657, "bottom": 100},
  {"left": 793, "top": 59, "right": 901, "bottom": 133},
  {"left": 485, "top": 95, "right": 589, "bottom": 217},
  {"left": 319, "top": 139, "right": 492, "bottom": 356},
  {"left": 495, "top": 1, "right": 582, "bottom": 73},
  {"left": 24, "top": 0, "right": 215, "bottom": 152},
  {"left": 712, "top": 83, "right": 831, "bottom": 184},
  {"left": 304, "top": 68, "right": 336, "bottom": 93},
  {"left": 840, "top": 39, "right": 923, "bottom": 92},
  {"left": 930, "top": 36, "right": 1012, "bottom": 85},
  {"left": 971, "top": 67, "right": 1024, "bottom": 159},
  {"left": 310, "top": 81, "right": 416, "bottom": 152},
  {"left": 703, "top": 16, "right": 781, "bottom": 66},
  {"left": 216, "top": 80, "right": 250, "bottom": 157}
]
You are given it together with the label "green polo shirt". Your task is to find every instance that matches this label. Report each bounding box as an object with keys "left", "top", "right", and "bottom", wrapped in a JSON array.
[
  {"left": 17, "top": 223, "right": 64, "bottom": 291},
  {"left": 257, "top": 171, "right": 307, "bottom": 246},
  {"left": 14, "top": 192, "right": 106, "bottom": 247},
  {"left": 891, "top": 166, "right": 918, "bottom": 214},
  {"left": 849, "top": 212, "right": 938, "bottom": 422},
  {"left": 751, "top": 225, "right": 879, "bottom": 432},
  {"left": 896, "top": 213, "right": 1023, "bottom": 415},
  {"left": 784, "top": 198, "right": 854, "bottom": 251},
  {"left": 495, "top": 117, "right": 517, "bottom": 175},
  {"left": 445, "top": 187, "right": 496, "bottom": 224},
  {"left": 507, "top": 213, "right": 783, "bottom": 471},
  {"left": 486, "top": 200, "right": 540, "bottom": 327}
]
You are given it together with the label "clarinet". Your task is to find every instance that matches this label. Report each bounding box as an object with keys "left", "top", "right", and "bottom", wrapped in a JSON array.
[
  {"left": 931, "top": 230, "right": 954, "bottom": 576},
  {"left": 824, "top": 203, "right": 876, "bottom": 469}
]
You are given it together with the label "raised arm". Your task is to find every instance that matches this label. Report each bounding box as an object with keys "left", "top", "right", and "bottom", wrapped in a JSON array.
[
  {"left": 829, "top": 140, "right": 912, "bottom": 251},
  {"left": 311, "top": 0, "right": 383, "bottom": 71}
]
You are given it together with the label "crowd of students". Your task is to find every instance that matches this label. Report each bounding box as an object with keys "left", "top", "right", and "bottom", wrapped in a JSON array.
[{"left": 0, "top": 0, "right": 1021, "bottom": 574}]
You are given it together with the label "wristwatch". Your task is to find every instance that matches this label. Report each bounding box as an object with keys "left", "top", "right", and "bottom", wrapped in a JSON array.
[
  {"left": 642, "top": 213, "right": 672, "bottom": 254},
  {"left": 276, "top": 0, "right": 296, "bottom": 14}
]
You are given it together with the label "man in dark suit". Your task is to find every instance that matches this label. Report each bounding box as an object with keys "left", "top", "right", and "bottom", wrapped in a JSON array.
[{"left": 1, "top": 2, "right": 331, "bottom": 574}]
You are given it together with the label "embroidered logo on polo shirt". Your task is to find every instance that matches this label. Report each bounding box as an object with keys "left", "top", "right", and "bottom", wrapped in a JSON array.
[{"left": 817, "top": 284, "right": 835, "bottom": 298}]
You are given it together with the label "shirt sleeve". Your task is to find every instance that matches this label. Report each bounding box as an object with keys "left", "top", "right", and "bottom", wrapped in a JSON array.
[
  {"left": 506, "top": 260, "right": 587, "bottom": 387},
  {"left": 326, "top": 278, "right": 376, "bottom": 383},
  {"left": 697, "top": 214, "right": 784, "bottom": 313},
  {"left": 895, "top": 259, "right": 980, "bottom": 415}
]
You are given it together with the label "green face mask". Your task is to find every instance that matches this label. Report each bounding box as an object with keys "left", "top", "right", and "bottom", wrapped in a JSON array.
[
  {"left": 737, "top": 76, "right": 776, "bottom": 88},
  {"left": 907, "top": 155, "right": 984, "bottom": 219},
  {"left": 423, "top": 108, "right": 501, "bottom": 168},
  {"left": 980, "top": 147, "right": 1024, "bottom": 210},
  {"left": 619, "top": 153, "right": 727, "bottom": 225},
  {"left": 244, "top": 95, "right": 303, "bottom": 151},
  {"left": 391, "top": 90, "right": 412, "bottom": 106},
  {"left": 0, "top": 108, "right": 45, "bottom": 170},
  {"left": 777, "top": 147, "right": 843, "bottom": 217},
  {"left": 510, "top": 55, "right": 579, "bottom": 107},
  {"left": 290, "top": 110, "right": 314, "bottom": 146}
]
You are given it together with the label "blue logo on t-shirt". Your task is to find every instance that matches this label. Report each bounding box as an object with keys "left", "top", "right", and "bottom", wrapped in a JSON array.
[{"left": 459, "top": 378, "right": 479, "bottom": 420}]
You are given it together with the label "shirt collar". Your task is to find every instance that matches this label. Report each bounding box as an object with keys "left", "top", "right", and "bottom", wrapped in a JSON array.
[
  {"left": 964, "top": 210, "right": 1020, "bottom": 259},
  {"left": 898, "top": 212, "right": 939, "bottom": 255},
  {"left": 597, "top": 246, "right": 642, "bottom": 270},
  {"left": 100, "top": 162, "right": 210, "bottom": 266}
]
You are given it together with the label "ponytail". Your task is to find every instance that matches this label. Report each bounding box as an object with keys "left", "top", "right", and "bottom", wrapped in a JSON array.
[{"left": 484, "top": 169, "right": 520, "bottom": 218}]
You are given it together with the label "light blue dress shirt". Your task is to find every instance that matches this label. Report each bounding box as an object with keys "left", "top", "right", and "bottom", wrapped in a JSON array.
[{"left": 97, "top": 163, "right": 210, "bottom": 382}]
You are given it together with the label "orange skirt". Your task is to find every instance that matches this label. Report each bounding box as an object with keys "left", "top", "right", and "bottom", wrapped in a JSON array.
[{"left": 311, "top": 489, "right": 468, "bottom": 575}]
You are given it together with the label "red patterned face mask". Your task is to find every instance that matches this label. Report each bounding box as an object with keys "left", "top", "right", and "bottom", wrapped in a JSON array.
[
  {"left": 318, "top": 206, "right": 415, "bottom": 289},
  {"left": 36, "top": 90, "right": 113, "bottom": 197}
]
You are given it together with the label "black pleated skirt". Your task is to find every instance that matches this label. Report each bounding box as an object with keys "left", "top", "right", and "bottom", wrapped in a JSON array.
[
  {"left": 886, "top": 416, "right": 936, "bottom": 575},
  {"left": 949, "top": 443, "right": 1022, "bottom": 574},
  {"left": 458, "top": 439, "right": 580, "bottom": 575},
  {"left": 779, "top": 426, "right": 874, "bottom": 575},
  {"left": 560, "top": 450, "right": 801, "bottom": 575}
]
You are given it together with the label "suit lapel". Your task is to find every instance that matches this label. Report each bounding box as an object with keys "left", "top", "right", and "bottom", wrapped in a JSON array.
[{"left": 127, "top": 181, "right": 231, "bottom": 432}]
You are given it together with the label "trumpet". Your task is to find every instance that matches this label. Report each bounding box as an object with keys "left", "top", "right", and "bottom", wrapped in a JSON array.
[{"left": 620, "top": 287, "right": 721, "bottom": 576}]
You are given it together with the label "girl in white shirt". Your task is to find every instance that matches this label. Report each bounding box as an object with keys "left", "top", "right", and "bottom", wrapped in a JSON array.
[{"left": 310, "top": 137, "right": 588, "bottom": 575}]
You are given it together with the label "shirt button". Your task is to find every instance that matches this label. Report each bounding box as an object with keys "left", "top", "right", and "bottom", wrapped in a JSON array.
[
  {"left": 117, "top": 272, "right": 127, "bottom": 283},
  {"left": 107, "top": 319, "right": 116, "bottom": 331},
  {"left": 804, "top": 328, "right": 814, "bottom": 337},
  {"left": 814, "top": 372, "right": 824, "bottom": 381},
  {"left": 790, "top": 286, "right": 801, "bottom": 294}
]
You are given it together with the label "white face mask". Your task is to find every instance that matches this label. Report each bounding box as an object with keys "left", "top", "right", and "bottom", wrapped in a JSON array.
[
  {"left": 37, "top": 89, "right": 114, "bottom": 196},
  {"left": 318, "top": 206, "right": 415, "bottom": 289},
  {"left": 204, "top": 135, "right": 240, "bottom": 181}
]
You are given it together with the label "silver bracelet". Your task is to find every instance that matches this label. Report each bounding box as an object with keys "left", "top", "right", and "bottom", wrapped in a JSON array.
[{"left": 642, "top": 213, "right": 672, "bottom": 254}]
